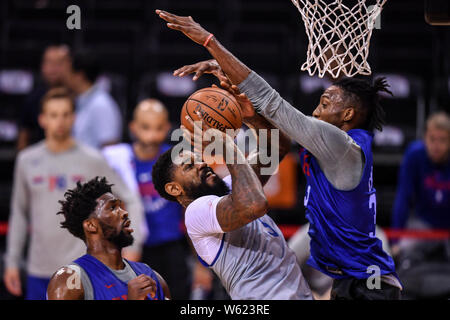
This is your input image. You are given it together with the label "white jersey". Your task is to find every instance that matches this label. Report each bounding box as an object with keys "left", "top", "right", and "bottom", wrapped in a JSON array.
[{"left": 185, "top": 176, "right": 312, "bottom": 300}]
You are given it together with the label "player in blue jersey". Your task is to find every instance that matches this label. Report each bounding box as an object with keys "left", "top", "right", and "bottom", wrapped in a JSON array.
[
  {"left": 392, "top": 111, "right": 450, "bottom": 232},
  {"left": 47, "top": 177, "right": 170, "bottom": 300},
  {"left": 151, "top": 107, "right": 312, "bottom": 300},
  {"left": 156, "top": 10, "right": 401, "bottom": 300},
  {"left": 102, "top": 99, "right": 194, "bottom": 299}
]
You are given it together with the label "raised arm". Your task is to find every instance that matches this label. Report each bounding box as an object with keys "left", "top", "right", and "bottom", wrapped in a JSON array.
[
  {"left": 243, "top": 112, "right": 291, "bottom": 187},
  {"left": 202, "top": 129, "right": 269, "bottom": 232},
  {"left": 156, "top": 11, "right": 363, "bottom": 190},
  {"left": 212, "top": 82, "right": 292, "bottom": 186},
  {"left": 176, "top": 71, "right": 291, "bottom": 186},
  {"left": 156, "top": 10, "right": 250, "bottom": 85}
]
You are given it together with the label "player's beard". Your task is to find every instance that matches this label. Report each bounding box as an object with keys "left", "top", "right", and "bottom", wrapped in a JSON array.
[
  {"left": 184, "top": 172, "right": 230, "bottom": 199},
  {"left": 99, "top": 221, "right": 134, "bottom": 249}
]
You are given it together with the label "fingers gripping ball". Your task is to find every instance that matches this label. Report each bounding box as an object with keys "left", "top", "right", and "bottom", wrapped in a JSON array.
[{"left": 181, "top": 87, "right": 242, "bottom": 134}]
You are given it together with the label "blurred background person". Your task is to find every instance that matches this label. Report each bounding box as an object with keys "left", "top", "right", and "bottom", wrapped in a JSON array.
[
  {"left": 64, "top": 49, "right": 123, "bottom": 149},
  {"left": 102, "top": 99, "right": 195, "bottom": 299},
  {"left": 17, "top": 45, "right": 71, "bottom": 150},
  {"left": 391, "top": 111, "right": 450, "bottom": 299},
  {"left": 3, "top": 88, "right": 144, "bottom": 300},
  {"left": 392, "top": 111, "right": 450, "bottom": 232}
]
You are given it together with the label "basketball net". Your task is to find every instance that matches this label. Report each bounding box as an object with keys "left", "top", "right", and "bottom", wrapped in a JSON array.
[{"left": 291, "top": 0, "right": 387, "bottom": 78}]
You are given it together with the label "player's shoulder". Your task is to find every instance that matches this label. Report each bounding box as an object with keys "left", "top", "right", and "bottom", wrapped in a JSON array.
[
  {"left": 347, "top": 128, "right": 372, "bottom": 144},
  {"left": 185, "top": 195, "right": 222, "bottom": 225},
  {"left": 17, "top": 141, "right": 46, "bottom": 161},
  {"left": 47, "top": 265, "right": 85, "bottom": 299},
  {"left": 186, "top": 195, "right": 220, "bottom": 215},
  {"left": 51, "top": 265, "right": 82, "bottom": 278}
]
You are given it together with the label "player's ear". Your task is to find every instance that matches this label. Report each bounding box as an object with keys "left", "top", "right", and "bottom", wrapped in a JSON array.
[
  {"left": 165, "top": 182, "right": 182, "bottom": 198},
  {"left": 83, "top": 217, "right": 99, "bottom": 235},
  {"left": 343, "top": 107, "right": 355, "bottom": 122}
]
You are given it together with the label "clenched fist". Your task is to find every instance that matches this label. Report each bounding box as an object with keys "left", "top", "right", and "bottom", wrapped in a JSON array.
[{"left": 127, "top": 274, "right": 157, "bottom": 300}]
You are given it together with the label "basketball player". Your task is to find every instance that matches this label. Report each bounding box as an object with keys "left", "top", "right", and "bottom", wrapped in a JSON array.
[
  {"left": 151, "top": 98, "right": 312, "bottom": 299},
  {"left": 101, "top": 99, "right": 194, "bottom": 299},
  {"left": 4, "top": 87, "right": 144, "bottom": 300},
  {"left": 47, "top": 177, "right": 170, "bottom": 300},
  {"left": 156, "top": 10, "right": 401, "bottom": 299}
]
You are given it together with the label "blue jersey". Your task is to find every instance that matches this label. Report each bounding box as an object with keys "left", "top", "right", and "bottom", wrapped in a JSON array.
[
  {"left": 73, "top": 254, "right": 165, "bottom": 300},
  {"left": 133, "top": 143, "right": 185, "bottom": 247},
  {"left": 300, "top": 129, "right": 397, "bottom": 279},
  {"left": 392, "top": 140, "right": 450, "bottom": 229}
]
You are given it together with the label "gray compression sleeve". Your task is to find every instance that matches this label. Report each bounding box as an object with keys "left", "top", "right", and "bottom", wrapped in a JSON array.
[{"left": 238, "top": 71, "right": 364, "bottom": 191}]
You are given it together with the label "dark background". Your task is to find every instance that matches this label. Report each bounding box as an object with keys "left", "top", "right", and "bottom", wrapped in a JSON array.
[{"left": 0, "top": 1, "right": 448, "bottom": 297}]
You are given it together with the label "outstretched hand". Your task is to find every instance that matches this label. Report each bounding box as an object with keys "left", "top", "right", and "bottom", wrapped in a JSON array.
[
  {"left": 212, "top": 84, "right": 255, "bottom": 121},
  {"left": 173, "top": 59, "right": 256, "bottom": 120},
  {"left": 174, "top": 59, "right": 229, "bottom": 82},
  {"left": 181, "top": 113, "right": 235, "bottom": 152},
  {"left": 156, "top": 10, "right": 211, "bottom": 46}
]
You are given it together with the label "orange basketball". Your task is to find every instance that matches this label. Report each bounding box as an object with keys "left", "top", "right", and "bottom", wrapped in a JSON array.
[{"left": 181, "top": 87, "right": 242, "bottom": 134}]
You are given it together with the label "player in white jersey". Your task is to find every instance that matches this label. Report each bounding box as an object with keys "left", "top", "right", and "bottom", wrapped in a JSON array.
[{"left": 152, "top": 91, "right": 312, "bottom": 300}]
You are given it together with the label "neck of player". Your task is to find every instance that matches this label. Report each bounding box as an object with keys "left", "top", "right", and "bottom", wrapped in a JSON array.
[
  {"left": 86, "top": 239, "right": 125, "bottom": 270},
  {"left": 178, "top": 195, "right": 195, "bottom": 208}
]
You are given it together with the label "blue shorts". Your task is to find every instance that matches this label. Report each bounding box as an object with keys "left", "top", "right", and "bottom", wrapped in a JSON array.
[{"left": 26, "top": 275, "right": 50, "bottom": 300}]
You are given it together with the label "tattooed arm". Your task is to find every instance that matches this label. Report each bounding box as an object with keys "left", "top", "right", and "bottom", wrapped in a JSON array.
[
  {"left": 214, "top": 131, "right": 269, "bottom": 232},
  {"left": 174, "top": 61, "right": 291, "bottom": 187}
]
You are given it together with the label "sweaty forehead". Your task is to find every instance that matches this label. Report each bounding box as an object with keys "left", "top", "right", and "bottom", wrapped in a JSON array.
[
  {"left": 323, "top": 85, "right": 342, "bottom": 97},
  {"left": 322, "top": 86, "right": 346, "bottom": 103},
  {"left": 96, "top": 193, "right": 117, "bottom": 207}
]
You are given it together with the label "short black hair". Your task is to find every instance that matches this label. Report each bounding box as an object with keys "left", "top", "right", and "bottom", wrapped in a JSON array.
[
  {"left": 71, "top": 49, "right": 100, "bottom": 83},
  {"left": 333, "top": 77, "right": 393, "bottom": 131},
  {"left": 152, "top": 147, "right": 178, "bottom": 202},
  {"left": 58, "top": 176, "right": 113, "bottom": 241}
]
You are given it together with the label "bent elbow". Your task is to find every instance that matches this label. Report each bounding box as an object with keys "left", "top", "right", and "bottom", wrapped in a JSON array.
[{"left": 252, "top": 197, "right": 269, "bottom": 218}]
